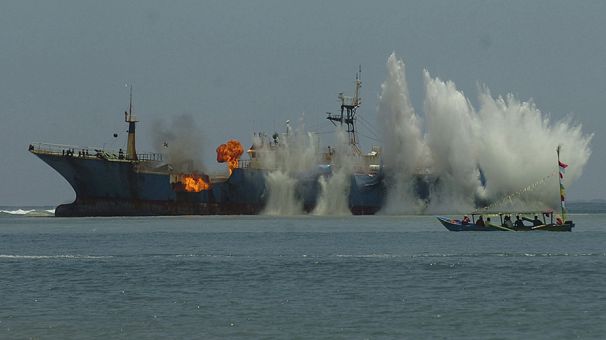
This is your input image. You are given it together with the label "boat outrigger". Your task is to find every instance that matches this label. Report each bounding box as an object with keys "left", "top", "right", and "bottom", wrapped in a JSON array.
[{"left": 437, "top": 145, "right": 575, "bottom": 232}]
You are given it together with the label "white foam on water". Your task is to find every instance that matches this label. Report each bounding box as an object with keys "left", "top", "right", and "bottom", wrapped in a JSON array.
[
  {"left": 0, "top": 208, "right": 55, "bottom": 216},
  {"left": 0, "top": 254, "right": 111, "bottom": 259},
  {"left": 1, "top": 209, "right": 35, "bottom": 215}
]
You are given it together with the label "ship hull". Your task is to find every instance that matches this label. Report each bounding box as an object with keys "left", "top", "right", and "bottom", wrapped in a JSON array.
[
  {"left": 54, "top": 198, "right": 262, "bottom": 216},
  {"left": 33, "top": 150, "right": 424, "bottom": 216},
  {"left": 36, "top": 152, "right": 270, "bottom": 216},
  {"left": 36, "top": 153, "right": 175, "bottom": 201}
]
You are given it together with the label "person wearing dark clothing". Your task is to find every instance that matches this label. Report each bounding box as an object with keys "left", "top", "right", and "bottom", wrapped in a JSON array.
[
  {"left": 514, "top": 215, "right": 526, "bottom": 228},
  {"left": 503, "top": 216, "right": 514, "bottom": 228},
  {"left": 522, "top": 215, "right": 543, "bottom": 226},
  {"left": 476, "top": 216, "right": 485, "bottom": 226}
]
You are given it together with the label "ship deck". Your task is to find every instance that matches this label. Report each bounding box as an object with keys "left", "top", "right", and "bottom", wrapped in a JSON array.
[{"left": 29, "top": 143, "right": 163, "bottom": 163}]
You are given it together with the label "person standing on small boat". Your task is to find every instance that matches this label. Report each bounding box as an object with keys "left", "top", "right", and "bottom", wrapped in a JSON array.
[
  {"left": 476, "top": 216, "right": 485, "bottom": 226},
  {"left": 462, "top": 215, "right": 471, "bottom": 225}
]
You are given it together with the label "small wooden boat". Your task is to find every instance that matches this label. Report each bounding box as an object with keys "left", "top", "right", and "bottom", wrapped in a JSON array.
[
  {"left": 437, "top": 212, "right": 574, "bottom": 232},
  {"left": 438, "top": 146, "right": 574, "bottom": 232}
]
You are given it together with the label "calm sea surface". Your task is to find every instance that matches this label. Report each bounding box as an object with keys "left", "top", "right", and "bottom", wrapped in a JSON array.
[{"left": 1, "top": 213, "right": 606, "bottom": 339}]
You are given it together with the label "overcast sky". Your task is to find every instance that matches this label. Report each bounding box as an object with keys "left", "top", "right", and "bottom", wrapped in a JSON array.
[{"left": 1, "top": 0, "right": 604, "bottom": 205}]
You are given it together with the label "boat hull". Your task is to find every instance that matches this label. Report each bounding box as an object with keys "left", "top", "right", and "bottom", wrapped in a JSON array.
[
  {"left": 437, "top": 217, "right": 574, "bottom": 232},
  {"left": 437, "top": 217, "right": 500, "bottom": 231}
]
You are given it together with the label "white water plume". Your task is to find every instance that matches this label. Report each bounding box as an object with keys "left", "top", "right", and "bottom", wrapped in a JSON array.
[
  {"left": 377, "top": 53, "right": 592, "bottom": 213},
  {"left": 312, "top": 129, "right": 353, "bottom": 216},
  {"left": 377, "top": 54, "right": 431, "bottom": 213},
  {"left": 423, "top": 71, "right": 484, "bottom": 211},
  {"left": 473, "top": 89, "right": 592, "bottom": 210},
  {"left": 312, "top": 171, "right": 351, "bottom": 215},
  {"left": 262, "top": 170, "right": 303, "bottom": 215},
  {"left": 260, "top": 119, "right": 320, "bottom": 215}
]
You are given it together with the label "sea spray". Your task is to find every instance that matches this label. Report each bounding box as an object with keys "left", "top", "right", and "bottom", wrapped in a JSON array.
[
  {"left": 263, "top": 170, "right": 303, "bottom": 215},
  {"left": 312, "top": 129, "right": 352, "bottom": 216},
  {"left": 260, "top": 120, "right": 320, "bottom": 215},
  {"left": 377, "top": 53, "right": 593, "bottom": 213},
  {"left": 312, "top": 172, "right": 351, "bottom": 215},
  {"left": 473, "top": 89, "right": 592, "bottom": 210},
  {"left": 423, "top": 70, "right": 484, "bottom": 212},
  {"left": 377, "top": 53, "right": 431, "bottom": 213}
]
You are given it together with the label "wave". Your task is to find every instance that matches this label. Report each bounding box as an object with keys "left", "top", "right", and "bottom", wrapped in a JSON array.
[
  {"left": 335, "top": 254, "right": 397, "bottom": 258},
  {"left": 411, "top": 252, "right": 606, "bottom": 258},
  {"left": 0, "top": 254, "right": 112, "bottom": 260},
  {"left": 335, "top": 253, "right": 606, "bottom": 259}
]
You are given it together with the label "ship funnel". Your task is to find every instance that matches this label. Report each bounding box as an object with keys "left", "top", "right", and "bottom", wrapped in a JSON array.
[{"left": 125, "top": 85, "right": 138, "bottom": 160}]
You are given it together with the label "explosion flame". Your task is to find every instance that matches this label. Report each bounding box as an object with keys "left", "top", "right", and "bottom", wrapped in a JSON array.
[
  {"left": 216, "top": 139, "right": 244, "bottom": 175},
  {"left": 183, "top": 175, "right": 210, "bottom": 192}
]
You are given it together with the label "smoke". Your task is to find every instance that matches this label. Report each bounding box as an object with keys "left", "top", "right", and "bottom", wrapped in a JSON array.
[
  {"left": 377, "top": 52, "right": 593, "bottom": 213},
  {"left": 151, "top": 114, "right": 207, "bottom": 173}
]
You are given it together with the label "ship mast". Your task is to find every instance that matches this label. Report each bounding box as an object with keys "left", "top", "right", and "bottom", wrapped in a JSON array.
[
  {"left": 125, "top": 85, "right": 138, "bottom": 160},
  {"left": 557, "top": 145, "right": 566, "bottom": 222},
  {"left": 327, "top": 66, "right": 362, "bottom": 155}
]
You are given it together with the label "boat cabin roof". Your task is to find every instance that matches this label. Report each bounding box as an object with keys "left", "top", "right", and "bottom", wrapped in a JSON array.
[{"left": 470, "top": 210, "right": 554, "bottom": 217}]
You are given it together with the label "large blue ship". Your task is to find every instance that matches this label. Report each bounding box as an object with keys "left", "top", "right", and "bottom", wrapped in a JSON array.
[{"left": 30, "top": 78, "right": 431, "bottom": 216}]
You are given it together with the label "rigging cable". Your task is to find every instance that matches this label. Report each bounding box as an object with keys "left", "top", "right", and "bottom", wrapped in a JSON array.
[{"left": 476, "top": 171, "right": 557, "bottom": 212}]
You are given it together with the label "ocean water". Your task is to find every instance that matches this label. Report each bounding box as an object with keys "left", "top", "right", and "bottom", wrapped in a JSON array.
[{"left": 1, "top": 213, "right": 606, "bottom": 339}]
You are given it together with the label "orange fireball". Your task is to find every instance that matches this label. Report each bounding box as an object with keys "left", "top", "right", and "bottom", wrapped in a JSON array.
[{"left": 216, "top": 139, "right": 243, "bottom": 175}]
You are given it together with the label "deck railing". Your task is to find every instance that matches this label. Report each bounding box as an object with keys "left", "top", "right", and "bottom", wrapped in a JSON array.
[{"left": 29, "top": 143, "right": 163, "bottom": 162}]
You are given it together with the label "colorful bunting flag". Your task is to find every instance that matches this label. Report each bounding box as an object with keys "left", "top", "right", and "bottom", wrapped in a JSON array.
[{"left": 557, "top": 150, "right": 568, "bottom": 221}]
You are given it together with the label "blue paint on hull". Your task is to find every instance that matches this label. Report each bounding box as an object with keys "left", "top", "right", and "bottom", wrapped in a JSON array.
[
  {"left": 36, "top": 153, "right": 175, "bottom": 201},
  {"left": 33, "top": 152, "right": 423, "bottom": 216}
]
